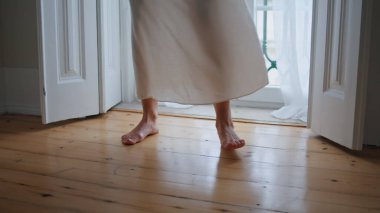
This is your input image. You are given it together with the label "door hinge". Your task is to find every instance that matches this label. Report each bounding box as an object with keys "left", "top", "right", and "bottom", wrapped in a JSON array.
[{"left": 43, "top": 87, "right": 46, "bottom": 96}]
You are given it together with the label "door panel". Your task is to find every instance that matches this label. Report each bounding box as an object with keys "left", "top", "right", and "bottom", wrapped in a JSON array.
[
  {"left": 38, "top": 0, "right": 99, "bottom": 124},
  {"left": 309, "top": 0, "right": 363, "bottom": 150}
]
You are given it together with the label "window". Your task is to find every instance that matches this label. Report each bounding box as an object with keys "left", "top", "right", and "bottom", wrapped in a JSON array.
[{"left": 233, "top": 0, "right": 283, "bottom": 109}]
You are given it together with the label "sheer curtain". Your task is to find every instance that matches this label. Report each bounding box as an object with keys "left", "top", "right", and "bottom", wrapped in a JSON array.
[{"left": 270, "top": 0, "right": 313, "bottom": 122}]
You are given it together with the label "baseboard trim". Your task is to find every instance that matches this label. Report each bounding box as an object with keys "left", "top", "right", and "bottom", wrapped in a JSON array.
[{"left": 3, "top": 104, "right": 41, "bottom": 116}]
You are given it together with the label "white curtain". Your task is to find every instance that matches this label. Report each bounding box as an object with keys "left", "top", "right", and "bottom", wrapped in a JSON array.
[{"left": 271, "top": 0, "right": 313, "bottom": 122}]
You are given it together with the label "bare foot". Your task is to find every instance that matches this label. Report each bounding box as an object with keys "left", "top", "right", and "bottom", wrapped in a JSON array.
[
  {"left": 121, "top": 120, "right": 159, "bottom": 145},
  {"left": 216, "top": 125, "right": 245, "bottom": 150}
]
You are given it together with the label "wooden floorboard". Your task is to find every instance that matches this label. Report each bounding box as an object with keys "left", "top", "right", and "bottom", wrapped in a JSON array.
[{"left": 0, "top": 111, "right": 379, "bottom": 213}]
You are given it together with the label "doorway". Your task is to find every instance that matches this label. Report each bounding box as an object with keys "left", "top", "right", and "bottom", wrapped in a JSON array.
[
  {"left": 115, "top": 0, "right": 312, "bottom": 127},
  {"left": 35, "top": 0, "right": 375, "bottom": 149}
]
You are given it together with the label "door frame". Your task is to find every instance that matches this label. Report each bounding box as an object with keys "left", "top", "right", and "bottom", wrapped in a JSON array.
[
  {"left": 97, "top": 0, "right": 122, "bottom": 113},
  {"left": 351, "top": 0, "right": 373, "bottom": 148}
]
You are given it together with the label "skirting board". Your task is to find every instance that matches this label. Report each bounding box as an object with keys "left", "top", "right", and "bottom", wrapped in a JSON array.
[{"left": 1, "top": 104, "right": 40, "bottom": 116}]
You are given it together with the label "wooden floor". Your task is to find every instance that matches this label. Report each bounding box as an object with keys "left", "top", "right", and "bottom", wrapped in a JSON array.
[{"left": 0, "top": 111, "right": 380, "bottom": 213}]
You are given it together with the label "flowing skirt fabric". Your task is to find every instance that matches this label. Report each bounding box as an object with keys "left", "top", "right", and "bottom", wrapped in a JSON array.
[{"left": 130, "top": 0, "right": 268, "bottom": 104}]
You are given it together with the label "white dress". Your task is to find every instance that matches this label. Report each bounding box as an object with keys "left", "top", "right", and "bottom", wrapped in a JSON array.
[{"left": 130, "top": 0, "right": 268, "bottom": 104}]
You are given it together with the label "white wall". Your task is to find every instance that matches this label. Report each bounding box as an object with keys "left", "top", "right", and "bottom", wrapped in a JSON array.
[
  {"left": 363, "top": 0, "right": 380, "bottom": 146},
  {"left": 0, "top": 0, "right": 41, "bottom": 115}
]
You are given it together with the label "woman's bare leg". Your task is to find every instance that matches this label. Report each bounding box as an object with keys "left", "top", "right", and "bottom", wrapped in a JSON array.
[
  {"left": 121, "top": 98, "right": 159, "bottom": 145},
  {"left": 214, "top": 101, "right": 245, "bottom": 150}
]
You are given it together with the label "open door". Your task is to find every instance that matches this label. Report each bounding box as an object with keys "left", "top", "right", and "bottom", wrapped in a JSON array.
[
  {"left": 309, "top": 0, "right": 371, "bottom": 150},
  {"left": 98, "top": 0, "right": 122, "bottom": 113},
  {"left": 37, "top": 0, "right": 100, "bottom": 124}
]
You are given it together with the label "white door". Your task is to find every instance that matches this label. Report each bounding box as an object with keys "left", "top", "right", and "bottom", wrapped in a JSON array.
[
  {"left": 37, "top": 0, "right": 99, "bottom": 124},
  {"left": 98, "top": 0, "right": 122, "bottom": 113},
  {"left": 309, "top": 0, "right": 369, "bottom": 150}
]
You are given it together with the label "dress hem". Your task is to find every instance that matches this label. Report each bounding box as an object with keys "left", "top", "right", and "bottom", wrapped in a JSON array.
[{"left": 136, "top": 80, "right": 269, "bottom": 105}]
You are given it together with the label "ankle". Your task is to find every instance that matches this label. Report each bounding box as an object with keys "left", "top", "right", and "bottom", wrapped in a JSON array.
[
  {"left": 215, "top": 119, "right": 234, "bottom": 130},
  {"left": 142, "top": 111, "right": 158, "bottom": 123}
]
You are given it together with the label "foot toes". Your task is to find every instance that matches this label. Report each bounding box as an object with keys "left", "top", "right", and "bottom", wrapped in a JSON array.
[
  {"left": 238, "top": 139, "right": 245, "bottom": 147},
  {"left": 122, "top": 138, "right": 134, "bottom": 145},
  {"left": 122, "top": 135, "right": 140, "bottom": 145},
  {"left": 221, "top": 139, "right": 246, "bottom": 150}
]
